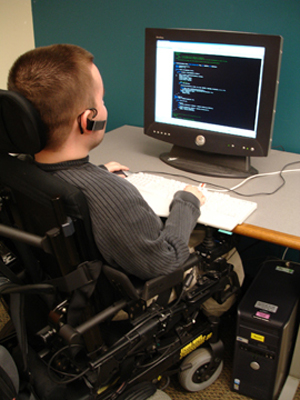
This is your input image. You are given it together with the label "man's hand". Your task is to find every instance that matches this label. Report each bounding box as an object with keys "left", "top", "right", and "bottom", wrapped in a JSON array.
[
  {"left": 184, "top": 185, "right": 206, "bottom": 206},
  {"left": 105, "top": 161, "right": 129, "bottom": 175}
]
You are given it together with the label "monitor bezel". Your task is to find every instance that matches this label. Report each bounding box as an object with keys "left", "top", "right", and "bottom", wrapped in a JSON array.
[{"left": 144, "top": 28, "right": 283, "bottom": 159}]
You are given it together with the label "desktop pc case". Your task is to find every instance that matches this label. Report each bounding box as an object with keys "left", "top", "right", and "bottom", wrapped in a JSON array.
[{"left": 232, "top": 259, "right": 300, "bottom": 400}]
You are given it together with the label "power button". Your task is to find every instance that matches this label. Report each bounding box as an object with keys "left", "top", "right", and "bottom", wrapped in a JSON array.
[
  {"left": 250, "top": 361, "right": 260, "bottom": 370},
  {"left": 195, "top": 135, "right": 205, "bottom": 146}
]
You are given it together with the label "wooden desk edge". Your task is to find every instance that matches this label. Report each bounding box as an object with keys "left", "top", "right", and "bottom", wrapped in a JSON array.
[{"left": 233, "top": 223, "right": 300, "bottom": 251}]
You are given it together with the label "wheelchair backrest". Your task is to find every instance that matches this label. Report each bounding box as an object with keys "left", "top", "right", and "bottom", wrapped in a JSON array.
[{"left": 0, "top": 89, "right": 100, "bottom": 279}]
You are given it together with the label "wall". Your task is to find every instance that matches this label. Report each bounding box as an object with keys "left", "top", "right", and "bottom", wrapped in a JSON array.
[
  {"left": 30, "top": 1, "right": 300, "bottom": 154},
  {"left": 0, "top": 0, "right": 35, "bottom": 89}
]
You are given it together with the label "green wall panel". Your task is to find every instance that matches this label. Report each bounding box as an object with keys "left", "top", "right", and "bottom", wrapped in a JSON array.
[{"left": 31, "top": 0, "right": 300, "bottom": 154}]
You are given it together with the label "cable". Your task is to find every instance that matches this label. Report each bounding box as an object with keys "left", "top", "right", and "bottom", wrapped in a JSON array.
[
  {"left": 47, "top": 344, "right": 90, "bottom": 384},
  {"left": 139, "top": 170, "right": 233, "bottom": 192},
  {"left": 137, "top": 346, "right": 173, "bottom": 369},
  {"left": 227, "top": 162, "right": 300, "bottom": 197},
  {"left": 282, "top": 247, "right": 289, "bottom": 260},
  {"left": 139, "top": 161, "right": 300, "bottom": 198}
]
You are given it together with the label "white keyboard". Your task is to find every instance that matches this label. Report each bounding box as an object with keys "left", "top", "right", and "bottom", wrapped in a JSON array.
[{"left": 126, "top": 172, "right": 257, "bottom": 231}]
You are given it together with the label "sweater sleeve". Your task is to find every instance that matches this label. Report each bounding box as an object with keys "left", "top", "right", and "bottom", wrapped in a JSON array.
[
  {"left": 53, "top": 166, "right": 201, "bottom": 280},
  {"left": 90, "top": 174, "right": 200, "bottom": 280}
]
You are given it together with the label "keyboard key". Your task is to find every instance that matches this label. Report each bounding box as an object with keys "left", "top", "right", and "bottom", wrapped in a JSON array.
[{"left": 127, "top": 173, "right": 257, "bottom": 231}]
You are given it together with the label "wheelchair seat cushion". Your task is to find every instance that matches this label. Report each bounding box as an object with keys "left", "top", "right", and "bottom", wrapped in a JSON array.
[{"left": 0, "top": 89, "right": 47, "bottom": 154}]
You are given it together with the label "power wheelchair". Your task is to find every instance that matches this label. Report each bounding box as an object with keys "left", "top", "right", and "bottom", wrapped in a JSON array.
[{"left": 0, "top": 89, "right": 240, "bottom": 400}]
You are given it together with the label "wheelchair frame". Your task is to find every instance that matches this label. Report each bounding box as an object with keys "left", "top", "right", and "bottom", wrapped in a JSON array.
[{"left": 0, "top": 89, "right": 240, "bottom": 399}]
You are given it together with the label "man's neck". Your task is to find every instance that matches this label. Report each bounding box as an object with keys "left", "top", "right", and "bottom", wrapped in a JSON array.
[
  {"left": 34, "top": 147, "right": 88, "bottom": 164},
  {"left": 35, "top": 121, "right": 91, "bottom": 164}
]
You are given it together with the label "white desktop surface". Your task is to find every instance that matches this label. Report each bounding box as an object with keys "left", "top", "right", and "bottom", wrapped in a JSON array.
[{"left": 90, "top": 125, "right": 300, "bottom": 248}]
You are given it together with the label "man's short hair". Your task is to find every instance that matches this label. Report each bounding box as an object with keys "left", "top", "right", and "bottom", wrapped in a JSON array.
[{"left": 8, "top": 44, "right": 95, "bottom": 150}]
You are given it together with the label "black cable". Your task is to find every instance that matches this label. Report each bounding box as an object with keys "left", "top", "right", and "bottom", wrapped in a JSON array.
[
  {"left": 139, "top": 170, "right": 229, "bottom": 191},
  {"left": 230, "top": 160, "right": 300, "bottom": 197},
  {"left": 136, "top": 346, "right": 173, "bottom": 369},
  {"left": 0, "top": 282, "right": 55, "bottom": 295},
  {"left": 47, "top": 344, "right": 90, "bottom": 384},
  {"left": 140, "top": 160, "right": 300, "bottom": 198}
]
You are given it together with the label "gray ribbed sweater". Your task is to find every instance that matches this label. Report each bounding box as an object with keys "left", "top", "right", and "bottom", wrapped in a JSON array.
[{"left": 36, "top": 157, "right": 200, "bottom": 280}]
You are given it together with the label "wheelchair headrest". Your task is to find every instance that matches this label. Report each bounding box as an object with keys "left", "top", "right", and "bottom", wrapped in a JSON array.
[{"left": 0, "top": 89, "right": 47, "bottom": 154}]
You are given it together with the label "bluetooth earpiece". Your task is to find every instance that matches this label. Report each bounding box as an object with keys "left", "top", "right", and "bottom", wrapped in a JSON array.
[{"left": 78, "top": 108, "right": 106, "bottom": 134}]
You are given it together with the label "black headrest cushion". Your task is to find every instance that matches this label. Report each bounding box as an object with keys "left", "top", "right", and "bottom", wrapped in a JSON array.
[{"left": 0, "top": 89, "right": 47, "bottom": 154}]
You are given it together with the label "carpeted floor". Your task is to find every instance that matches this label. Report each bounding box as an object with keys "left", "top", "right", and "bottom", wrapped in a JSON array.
[
  {"left": 0, "top": 298, "right": 10, "bottom": 333},
  {"left": 1, "top": 299, "right": 299, "bottom": 399},
  {"left": 164, "top": 312, "right": 300, "bottom": 400}
]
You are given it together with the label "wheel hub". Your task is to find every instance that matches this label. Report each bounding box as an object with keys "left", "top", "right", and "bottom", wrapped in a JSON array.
[{"left": 192, "top": 362, "right": 212, "bottom": 383}]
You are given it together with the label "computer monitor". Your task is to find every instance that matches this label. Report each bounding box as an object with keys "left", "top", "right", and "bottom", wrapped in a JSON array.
[{"left": 144, "top": 28, "right": 283, "bottom": 178}]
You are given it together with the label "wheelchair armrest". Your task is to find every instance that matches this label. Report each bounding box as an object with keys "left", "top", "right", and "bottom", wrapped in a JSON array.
[
  {"left": 103, "top": 253, "right": 200, "bottom": 302},
  {"left": 102, "top": 265, "right": 143, "bottom": 300},
  {"left": 141, "top": 269, "right": 183, "bottom": 301},
  {"left": 141, "top": 252, "right": 200, "bottom": 300}
]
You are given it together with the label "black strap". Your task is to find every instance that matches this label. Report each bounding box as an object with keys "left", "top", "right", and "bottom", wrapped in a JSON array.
[{"left": 48, "top": 260, "right": 101, "bottom": 293}]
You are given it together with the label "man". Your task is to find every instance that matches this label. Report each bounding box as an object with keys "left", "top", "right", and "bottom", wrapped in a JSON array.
[{"left": 8, "top": 44, "right": 206, "bottom": 280}]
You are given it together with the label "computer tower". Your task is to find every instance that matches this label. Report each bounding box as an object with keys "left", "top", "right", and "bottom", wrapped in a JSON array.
[{"left": 232, "top": 259, "right": 300, "bottom": 400}]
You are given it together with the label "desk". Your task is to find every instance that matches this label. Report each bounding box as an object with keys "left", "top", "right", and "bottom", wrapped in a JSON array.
[{"left": 90, "top": 125, "right": 300, "bottom": 250}]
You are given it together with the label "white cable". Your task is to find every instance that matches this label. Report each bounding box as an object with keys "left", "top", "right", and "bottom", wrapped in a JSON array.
[
  {"left": 229, "top": 168, "right": 300, "bottom": 192},
  {"left": 282, "top": 247, "right": 289, "bottom": 260}
]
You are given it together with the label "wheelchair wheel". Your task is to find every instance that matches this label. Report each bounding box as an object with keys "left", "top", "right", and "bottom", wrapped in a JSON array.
[
  {"left": 147, "top": 389, "right": 172, "bottom": 399},
  {"left": 118, "top": 382, "right": 156, "bottom": 400},
  {"left": 178, "top": 347, "right": 223, "bottom": 392},
  {"left": 0, "top": 346, "right": 19, "bottom": 399}
]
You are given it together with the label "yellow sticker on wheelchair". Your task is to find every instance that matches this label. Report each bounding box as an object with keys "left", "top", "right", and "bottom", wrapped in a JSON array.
[
  {"left": 180, "top": 332, "right": 213, "bottom": 359},
  {"left": 251, "top": 332, "right": 265, "bottom": 342}
]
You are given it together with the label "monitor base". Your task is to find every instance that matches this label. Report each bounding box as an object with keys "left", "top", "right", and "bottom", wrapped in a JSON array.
[{"left": 160, "top": 146, "right": 258, "bottom": 178}]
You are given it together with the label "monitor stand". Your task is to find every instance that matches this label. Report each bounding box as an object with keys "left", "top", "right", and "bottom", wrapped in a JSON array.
[{"left": 160, "top": 145, "right": 258, "bottom": 178}]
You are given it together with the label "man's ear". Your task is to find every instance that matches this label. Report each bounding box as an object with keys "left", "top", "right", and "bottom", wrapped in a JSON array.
[{"left": 78, "top": 109, "right": 93, "bottom": 134}]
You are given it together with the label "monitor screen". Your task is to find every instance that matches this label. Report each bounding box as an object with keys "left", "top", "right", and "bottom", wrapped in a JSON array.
[{"left": 144, "top": 28, "right": 283, "bottom": 177}]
